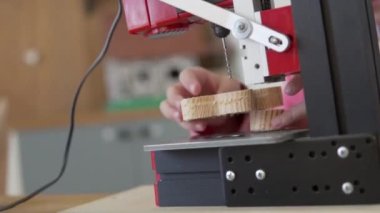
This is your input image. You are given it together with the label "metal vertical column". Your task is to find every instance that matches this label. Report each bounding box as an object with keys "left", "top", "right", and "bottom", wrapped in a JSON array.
[
  {"left": 321, "top": 0, "right": 380, "bottom": 135},
  {"left": 292, "top": 0, "right": 340, "bottom": 136}
]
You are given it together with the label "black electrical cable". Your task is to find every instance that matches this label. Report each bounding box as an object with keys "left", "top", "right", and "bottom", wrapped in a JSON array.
[{"left": 0, "top": 0, "right": 122, "bottom": 211}]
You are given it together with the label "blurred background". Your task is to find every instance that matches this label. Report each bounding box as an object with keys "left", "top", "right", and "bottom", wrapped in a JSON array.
[
  {"left": 0, "top": 0, "right": 380, "bottom": 196},
  {"left": 0, "top": 0, "right": 233, "bottom": 196}
]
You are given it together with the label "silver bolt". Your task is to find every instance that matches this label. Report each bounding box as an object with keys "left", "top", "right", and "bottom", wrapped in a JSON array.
[
  {"left": 226, "top": 170, "right": 236, "bottom": 182},
  {"left": 269, "top": 36, "right": 283, "bottom": 46},
  {"left": 255, "top": 169, "right": 266, "bottom": 181},
  {"left": 337, "top": 146, "right": 349, "bottom": 159},
  {"left": 237, "top": 22, "right": 247, "bottom": 32},
  {"left": 232, "top": 19, "right": 252, "bottom": 39},
  {"left": 342, "top": 182, "right": 354, "bottom": 195}
]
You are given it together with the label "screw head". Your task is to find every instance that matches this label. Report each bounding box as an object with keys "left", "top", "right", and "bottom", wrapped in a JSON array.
[
  {"left": 342, "top": 182, "right": 354, "bottom": 195},
  {"left": 337, "top": 146, "right": 350, "bottom": 158},
  {"left": 232, "top": 19, "right": 252, "bottom": 39},
  {"left": 255, "top": 169, "right": 266, "bottom": 181},
  {"left": 237, "top": 22, "right": 247, "bottom": 32},
  {"left": 226, "top": 170, "right": 236, "bottom": 182}
]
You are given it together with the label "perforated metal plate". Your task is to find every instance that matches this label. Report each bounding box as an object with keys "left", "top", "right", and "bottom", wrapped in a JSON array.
[{"left": 220, "top": 134, "right": 380, "bottom": 206}]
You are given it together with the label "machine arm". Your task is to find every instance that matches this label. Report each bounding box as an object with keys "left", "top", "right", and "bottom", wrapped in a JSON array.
[{"left": 161, "top": 0, "right": 290, "bottom": 52}]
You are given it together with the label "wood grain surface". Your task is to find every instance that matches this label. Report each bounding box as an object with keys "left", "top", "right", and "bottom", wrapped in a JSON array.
[
  {"left": 181, "top": 87, "right": 282, "bottom": 121},
  {"left": 61, "top": 185, "right": 380, "bottom": 213},
  {"left": 181, "top": 90, "right": 253, "bottom": 121},
  {"left": 250, "top": 109, "right": 284, "bottom": 132}
]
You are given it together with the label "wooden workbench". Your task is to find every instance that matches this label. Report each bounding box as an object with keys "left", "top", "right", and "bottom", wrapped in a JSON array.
[
  {"left": 61, "top": 186, "right": 380, "bottom": 213},
  {"left": 2, "top": 186, "right": 380, "bottom": 213},
  {"left": 0, "top": 194, "right": 104, "bottom": 213}
]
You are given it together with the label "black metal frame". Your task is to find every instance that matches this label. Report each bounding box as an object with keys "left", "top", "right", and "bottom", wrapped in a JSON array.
[
  {"left": 293, "top": 0, "right": 380, "bottom": 136},
  {"left": 221, "top": 135, "right": 380, "bottom": 206},
  {"left": 150, "top": 0, "right": 380, "bottom": 207},
  {"left": 153, "top": 134, "right": 380, "bottom": 206}
]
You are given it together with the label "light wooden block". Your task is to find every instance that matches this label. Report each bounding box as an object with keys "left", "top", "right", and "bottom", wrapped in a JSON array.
[
  {"left": 181, "top": 90, "right": 253, "bottom": 121},
  {"left": 250, "top": 109, "right": 284, "bottom": 132},
  {"left": 181, "top": 87, "right": 283, "bottom": 121}
]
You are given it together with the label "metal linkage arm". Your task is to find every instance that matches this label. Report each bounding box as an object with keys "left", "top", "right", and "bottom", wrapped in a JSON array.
[{"left": 161, "top": 0, "right": 290, "bottom": 52}]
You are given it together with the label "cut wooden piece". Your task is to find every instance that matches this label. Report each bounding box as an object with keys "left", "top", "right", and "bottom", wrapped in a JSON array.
[
  {"left": 251, "top": 87, "right": 282, "bottom": 110},
  {"left": 181, "top": 87, "right": 283, "bottom": 121},
  {"left": 250, "top": 109, "right": 284, "bottom": 132},
  {"left": 181, "top": 90, "right": 253, "bottom": 121}
]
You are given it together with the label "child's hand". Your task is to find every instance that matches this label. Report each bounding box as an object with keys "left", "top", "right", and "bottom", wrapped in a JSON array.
[
  {"left": 271, "top": 74, "right": 307, "bottom": 129},
  {"left": 160, "top": 67, "right": 308, "bottom": 136},
  {"left": 160, "top": 67, "right": 247, "bottom": 136}
]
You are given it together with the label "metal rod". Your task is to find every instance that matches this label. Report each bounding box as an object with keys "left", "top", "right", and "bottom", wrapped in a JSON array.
[{"left": 222, "top": 38, "right": 232, "bottom": 79}]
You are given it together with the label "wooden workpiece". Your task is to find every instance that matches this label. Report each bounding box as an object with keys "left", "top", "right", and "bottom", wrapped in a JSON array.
[
  {"left": 250, "top": 109, "right": 284, "bottom": 132},
  {"left": 181, "top": 87, "right": 283, "bottom": 121}
]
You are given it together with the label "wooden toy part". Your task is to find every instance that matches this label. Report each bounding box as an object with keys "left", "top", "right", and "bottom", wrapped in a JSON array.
[
  {"left": 181, "top": 87, "right": 283, "bottom": 121},
  {"left": 250, "top": 109, "right": 284, "bottom": 132}
]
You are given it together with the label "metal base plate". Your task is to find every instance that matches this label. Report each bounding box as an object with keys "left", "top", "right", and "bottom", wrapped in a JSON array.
[{"left": 144, "top": 129, "right": 307, "bottom": 152}]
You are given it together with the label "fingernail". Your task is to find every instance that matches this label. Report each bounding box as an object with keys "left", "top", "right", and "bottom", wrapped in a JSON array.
[
  {"left": 195, "top": 124, "right": 206, "bottom": 132},
  {"left": 285, "top": 86, "right": 294, "bottom": 95},
  {"left": 190, "top": 83, "right": 199, "bottom": 95}
]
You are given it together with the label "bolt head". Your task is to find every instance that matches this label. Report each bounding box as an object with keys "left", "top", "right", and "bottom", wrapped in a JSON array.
[
  {"left": 342, "top": 182, "right": 354, "bottom": 195},
  {"left": 269, "top": 36, "right": 282, "bottom": 45},
  {"left": 255, "top": 169, "right": 266, "bottom": 181},
  {"left": 237, "top": 22, "right": 247, "bottom": 32},
  {"left": 226, "top": 170, "right": 236, "bottom": 182},
  {"left": 232, "top": 19, "right": 252, "bottom": 40},
  {"left": 337, "top": 146, "right": 349, "bottom": 158}
]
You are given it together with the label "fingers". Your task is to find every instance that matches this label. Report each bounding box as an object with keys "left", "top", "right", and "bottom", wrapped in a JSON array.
[
  {"left": 163, "top": 66, "right": 246, "bottom": 135},
  {"left": 179, "top": 121, "right": 207, "bottom": 132},
  {"left": 160, "top": 100, "right": 181, "bottom": 122},
  {"left": 271, "top": 103, "right": 307, "bottom": 129},
  {"left": 166, "top": 83, "right": 191, "bottom": 109},
  {"left": 285, "top": 74, "right": 303, "bottom": 95},
  {"left": 179, "top": 67, "right": 219, "bottom": 96}
]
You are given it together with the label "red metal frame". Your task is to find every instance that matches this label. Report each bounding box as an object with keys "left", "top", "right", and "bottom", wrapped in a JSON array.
[
  {"left": 150, "top": 151, "right": 160, "bottom": 206},
  {"left": 261, "top": 6, "right": 300, "bottom": 76},
  {"left": 123, "top": 0, "right": 233, "bottom": 36}
]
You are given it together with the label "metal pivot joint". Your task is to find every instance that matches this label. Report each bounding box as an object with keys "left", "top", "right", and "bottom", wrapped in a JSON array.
[
  {"left": 160, "top": 0, "right": 290, "bottom": 52},
  {"left": 232, "top": 19, "right": 253, "bottom": 39}
]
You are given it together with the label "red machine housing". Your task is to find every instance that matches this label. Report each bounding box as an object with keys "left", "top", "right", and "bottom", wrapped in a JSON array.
[
  {"left": 123, "top": 0, "right": 233, "bottom": 36},
  {"left": 123, "top": 0, "right": 300, "bottom": 76},
  {"left": 262, "top": 6, "right": 300, "bottom": 75}
]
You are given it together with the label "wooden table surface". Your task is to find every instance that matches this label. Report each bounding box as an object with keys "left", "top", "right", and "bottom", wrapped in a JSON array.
[
  {"left": 61, "top": 186, "right": 380, "bottom": 213},
  {"left": 2, "top": 186, "right": 380, "bottom": 213},
  {"left": 0, "top": 194, "right": 105, "bottom": 213}
]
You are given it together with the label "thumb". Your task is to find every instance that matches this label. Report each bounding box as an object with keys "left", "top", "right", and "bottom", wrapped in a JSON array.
[
  {"left": 285, "top": 74, "right": 303, "bottom": 96},
  {"left": 271, "top": 103, "right": 306, "bottom": 129}
]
